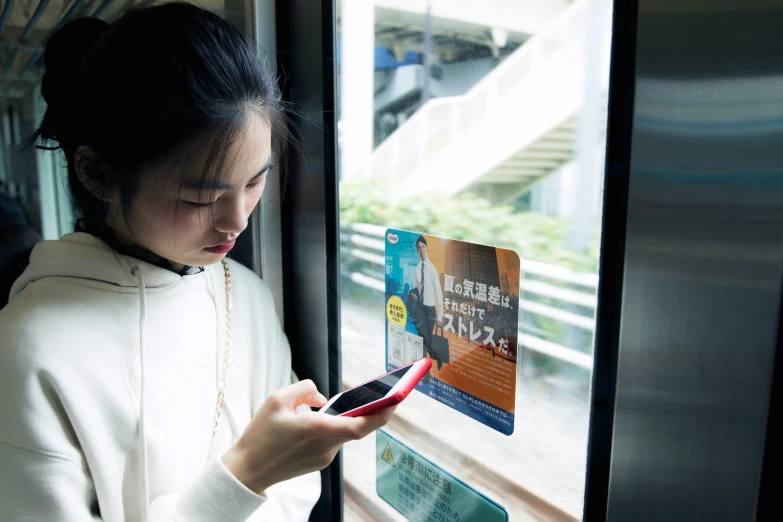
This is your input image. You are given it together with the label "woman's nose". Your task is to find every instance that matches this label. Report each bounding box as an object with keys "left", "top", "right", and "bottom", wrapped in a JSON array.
[{"left": 214, "top": 198, "right": 248, "bottom": 235}]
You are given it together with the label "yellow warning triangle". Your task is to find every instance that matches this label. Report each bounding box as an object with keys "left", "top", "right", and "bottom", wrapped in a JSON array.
[{"left": 381, "top": 444, "right": 394, "bottom": 466}]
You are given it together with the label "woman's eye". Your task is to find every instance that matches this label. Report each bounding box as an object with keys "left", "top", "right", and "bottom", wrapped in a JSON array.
[
  {"left": 247, "top": 177, "right": 267, "bottom": 190},
  {"left": 185, "top": 200, "right": 215, "bottom": 208}
]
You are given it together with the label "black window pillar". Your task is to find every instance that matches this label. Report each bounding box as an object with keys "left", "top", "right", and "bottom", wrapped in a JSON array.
[{"left": 276, "top": 1, "right": 342, "bottom": 520}]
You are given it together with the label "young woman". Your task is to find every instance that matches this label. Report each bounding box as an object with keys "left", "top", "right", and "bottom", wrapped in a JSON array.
[{"left": 0, "top": 3, "right": 392, "bottom": 520}]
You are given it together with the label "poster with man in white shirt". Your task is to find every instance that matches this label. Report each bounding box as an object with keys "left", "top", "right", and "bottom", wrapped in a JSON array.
[
  {"left": 410, "top": 235, "right": 444, "bottom": 371},
  {"left": 384, "top": 228, "right": 520, "bottom": 435}
]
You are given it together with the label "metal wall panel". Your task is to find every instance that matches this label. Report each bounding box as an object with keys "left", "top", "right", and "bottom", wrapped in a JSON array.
[{"left": 608, "top": 1, "right": 783, "bottom": 520}]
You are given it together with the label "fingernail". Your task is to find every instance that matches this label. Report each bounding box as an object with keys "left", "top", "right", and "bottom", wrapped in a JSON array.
[{"left": 318, "top": 393, "right": 328, "bottom": 403}]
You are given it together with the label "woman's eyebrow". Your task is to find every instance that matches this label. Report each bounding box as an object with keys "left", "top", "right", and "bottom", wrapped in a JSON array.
[
  {"left": 247, "top": 159, "right": 273, "bottom": 183},
  {"left": 183, "top": 156, "right": 274, "bottom": 190}
]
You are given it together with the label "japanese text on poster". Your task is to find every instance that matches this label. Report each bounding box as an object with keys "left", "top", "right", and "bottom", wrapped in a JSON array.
[{"left": 384, "top": 229, "right": 520, "bottom": 435}]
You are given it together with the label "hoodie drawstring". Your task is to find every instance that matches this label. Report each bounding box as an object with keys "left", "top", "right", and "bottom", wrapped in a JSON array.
[{"left": 130, "top": 265, "right": 150, "bottom": 521}]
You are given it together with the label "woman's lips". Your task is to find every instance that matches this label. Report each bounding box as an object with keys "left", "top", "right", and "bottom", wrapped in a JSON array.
[{"left": 204, "top": 239, "right": 236, "bottom": 254}]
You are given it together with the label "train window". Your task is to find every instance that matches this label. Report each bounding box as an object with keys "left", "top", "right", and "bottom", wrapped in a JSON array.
[{"left": 336, "top": 0, "right": 613, "bottom": 519}]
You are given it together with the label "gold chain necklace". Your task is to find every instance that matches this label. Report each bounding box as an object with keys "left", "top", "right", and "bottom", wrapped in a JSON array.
[{"left": 206, "top": 259, "right": 232, "bottom": 464}]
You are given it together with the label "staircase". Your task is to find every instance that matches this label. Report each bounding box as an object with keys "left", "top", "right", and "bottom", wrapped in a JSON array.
[{"left": 362, "top": 0, "right": 611, "bottom": 200}]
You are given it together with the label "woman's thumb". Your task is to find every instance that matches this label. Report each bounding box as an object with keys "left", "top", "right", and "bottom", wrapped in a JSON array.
[{"left": 275, "top": 379, "right": 328, "bottom": 409}]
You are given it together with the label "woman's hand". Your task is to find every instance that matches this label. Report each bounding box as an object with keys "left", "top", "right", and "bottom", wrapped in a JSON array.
[{"left": 221, "top": 379, "right": 394, "bottom": 495}]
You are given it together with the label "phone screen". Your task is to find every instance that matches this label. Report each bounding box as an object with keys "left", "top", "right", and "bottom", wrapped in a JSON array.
[{"left": 323, "top": 365, "right": 413, "bottom": 415}]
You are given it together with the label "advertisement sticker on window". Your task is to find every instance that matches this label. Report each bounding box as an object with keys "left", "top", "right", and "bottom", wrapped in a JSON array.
[{"left": 384, "top": 229, "right": 519, "bottom": 435}]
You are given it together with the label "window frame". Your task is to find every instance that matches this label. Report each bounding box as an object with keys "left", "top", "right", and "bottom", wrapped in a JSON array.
[{"left": 268, "top": 0, "right": 343, "bottom": 520}]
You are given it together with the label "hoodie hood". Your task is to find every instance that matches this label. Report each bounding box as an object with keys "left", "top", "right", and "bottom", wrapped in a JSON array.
[{"left": 10, "top": 232, "right": 185, "bottom": 300}]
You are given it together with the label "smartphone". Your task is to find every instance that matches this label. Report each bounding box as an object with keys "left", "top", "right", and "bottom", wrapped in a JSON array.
[{"left": 319, "top": 358, "right": 432, "bottom": 417}]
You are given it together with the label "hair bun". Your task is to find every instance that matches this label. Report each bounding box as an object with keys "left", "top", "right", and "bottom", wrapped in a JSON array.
[{"left": 41, "top": 18, "right": 109, "bottom": 112}]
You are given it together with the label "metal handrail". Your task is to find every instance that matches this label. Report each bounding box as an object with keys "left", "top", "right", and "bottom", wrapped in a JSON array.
[
  {"left": 4, "top": 0, "right": 122, "bottom": 93},
  {"left": 17, "top": 0, "right": 91, "bottom": 78},
  {"left": 0, "top": 0, "right": 16, "bottom": 37},
  {"left": 3, "top": 0, "right": 51, "bottom": 77}
]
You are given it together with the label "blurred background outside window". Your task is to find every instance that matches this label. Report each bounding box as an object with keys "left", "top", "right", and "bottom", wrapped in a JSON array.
[{"left": 336, "top": 0, "right": 612, "bottom": 519}]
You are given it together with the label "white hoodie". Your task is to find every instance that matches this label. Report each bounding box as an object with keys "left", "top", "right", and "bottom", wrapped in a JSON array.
[{"left": 0, "top": 232, "right": 321, "bottom": 521}]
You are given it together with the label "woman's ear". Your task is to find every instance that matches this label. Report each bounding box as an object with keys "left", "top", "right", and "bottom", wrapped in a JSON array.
[{"left": 74, "top": 145, "right": 119, "bottom": 204}]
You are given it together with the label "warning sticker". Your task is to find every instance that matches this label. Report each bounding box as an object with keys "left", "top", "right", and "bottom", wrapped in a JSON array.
[
  {"left": 376, "top": 430, "right": 508, "bottom": 522},
  {"left": 382, "top": 443, "right": 395, "bottom": 466}
]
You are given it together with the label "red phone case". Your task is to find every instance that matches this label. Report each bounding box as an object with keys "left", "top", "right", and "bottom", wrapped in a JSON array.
[{"left": 326, "top": 358, "right": 432, "bottom": 417}]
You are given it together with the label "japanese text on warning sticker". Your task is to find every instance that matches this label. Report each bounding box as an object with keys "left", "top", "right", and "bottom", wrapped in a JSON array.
[{"left": 376, "top": 430, "right": 508, "bottom": 522}]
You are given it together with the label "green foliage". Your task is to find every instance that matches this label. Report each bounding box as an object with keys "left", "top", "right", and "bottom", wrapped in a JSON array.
[
  {"left": 339, "top": 181, "right": 600, "bottom": 379},
  {"left": 339, "top": 182, "right": 599, "bottom": 273}
]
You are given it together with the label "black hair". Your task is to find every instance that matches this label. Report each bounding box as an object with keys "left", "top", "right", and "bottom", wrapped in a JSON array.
[
  {"left": 33, "top": 2, "right": 291, "bottom": 233},
  {"left": 416, "top": 235, "right": 427, "bottom": 248}
]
